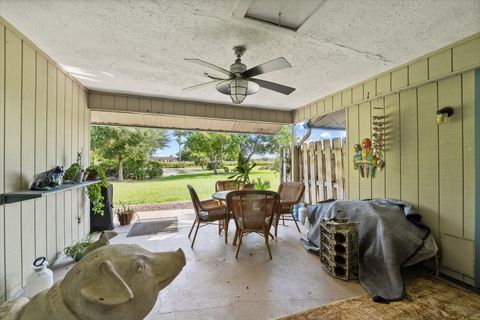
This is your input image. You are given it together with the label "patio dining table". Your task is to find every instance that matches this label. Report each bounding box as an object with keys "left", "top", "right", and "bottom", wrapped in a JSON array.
[
  {"left": 212, "top": 190, "right": 277, "bottom": 241},
  {"left": 212, "top": 190, "right": 230, "bottom": 202}
]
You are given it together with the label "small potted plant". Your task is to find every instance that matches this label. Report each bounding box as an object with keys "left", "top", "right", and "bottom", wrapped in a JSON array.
[
  {"left": 85, "top": 164, "right": 102, "bottom": 180},
  {"left": 63, "top": 152, "right": 85, "bottom": 183},
  {"left": 63, "top": 163, "right": 81, "bottom": 183},
  {"left": 63, "top": 234, "right": 94, "bottom": 262},
  {"left": 116, "top": 201, "right": 135, "bottom": 226},
  {"left": 229, "top": 153, "right": 256, "bottom": 189},
  {"left": 253, "top": 178, "right": 271, "bottom": 190}
]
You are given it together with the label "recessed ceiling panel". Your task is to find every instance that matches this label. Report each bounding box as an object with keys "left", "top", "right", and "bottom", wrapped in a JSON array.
[
  {"left": 312, "top": 109, "right": 345, "bottom": 129},
  {"left": 245, "top": 0, "right": 323, "bottom": 30}
]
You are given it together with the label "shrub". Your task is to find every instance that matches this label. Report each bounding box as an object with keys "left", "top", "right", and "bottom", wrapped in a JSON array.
[
  {"left": 207, "top": 161, "right": 224, "bottom": 171},
  {"left": 98, "top": 159, "right": 118, "bottom": 177},
  {"left": 157, "top": 161, "right": 195, "bottom": 168},
  {"left": 124, "top": 157, "right": 147, "bottom": 180},
  {"left": 252, "top": 161, "right": 274, "bottom": 167},
  {"left": 146, "top": 161, "right": 163, "bottom": 179}
]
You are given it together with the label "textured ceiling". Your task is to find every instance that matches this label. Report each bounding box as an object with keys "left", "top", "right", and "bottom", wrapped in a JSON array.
[{"left": 1, "top": 0, "right": 479, "bottom": 110}]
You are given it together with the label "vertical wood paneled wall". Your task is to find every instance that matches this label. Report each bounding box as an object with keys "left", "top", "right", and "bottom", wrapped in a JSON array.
[
  {"left": 292, "top": 33, "right": 479, "bottom": 286},
  {"left": 345, "top": 71, "right": 476, "bottom": 284},
  {"left": 0, "top": 20, "right": 91, "bottom": 301}
]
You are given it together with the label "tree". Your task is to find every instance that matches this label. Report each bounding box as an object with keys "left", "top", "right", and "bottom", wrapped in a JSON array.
[
  {"left": 172, "top": 130, "right": 189, "bottom": 163},
  {"left": 184, "top": 132, "right": 238, "bottom": 174},
  {"left": 234, "top": 130, "right": 290, "bottom": 161},
  {"left": 271, "top": 125, "right": 292, "bottom": 151},
  {"left": 91, "top": 126, "right": 169, "bottom": 181}
]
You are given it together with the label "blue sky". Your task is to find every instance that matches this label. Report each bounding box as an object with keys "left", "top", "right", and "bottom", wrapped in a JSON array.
[
  {"left": 155, "top": 128, "right": 346, "bottom": 157},
  {"left": 156, "top": 130, "right": 180, "bottom": 157}
]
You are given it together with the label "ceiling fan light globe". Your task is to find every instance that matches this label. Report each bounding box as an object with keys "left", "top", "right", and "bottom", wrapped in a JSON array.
[{"left": 229, "top": 79, "right": 248, "bottom": 104}]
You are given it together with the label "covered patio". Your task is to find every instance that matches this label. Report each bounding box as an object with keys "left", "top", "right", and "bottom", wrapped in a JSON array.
[
  {"left": 0, "top": 1, "right": 479, "bottom": 319},
  {"left": 52, "top": 209, "right": 364, "bottom": 319}
]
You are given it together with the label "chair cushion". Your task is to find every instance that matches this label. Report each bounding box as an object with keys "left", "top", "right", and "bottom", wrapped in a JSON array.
[
  {"left": 278, "top": 203, "right": 294, "bottom": 214},
  {"left": 199, "top": 208, "right": 227, "bottom": 221},
  {"left": 236, "top": 216, "right": 271, "bottom": 228}
]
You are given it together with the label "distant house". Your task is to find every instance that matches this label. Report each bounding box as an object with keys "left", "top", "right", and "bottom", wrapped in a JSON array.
[{"left": 150, "top": 155, "right": 179, "bottom": 162}]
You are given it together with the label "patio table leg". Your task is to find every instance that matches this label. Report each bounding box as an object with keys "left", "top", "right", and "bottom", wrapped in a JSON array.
[
  {"left": 264, "top": 228, "right": 272, "bottom": 259},
  {"left": 224, "top": 216, "right": 229, "bottom": 244}
]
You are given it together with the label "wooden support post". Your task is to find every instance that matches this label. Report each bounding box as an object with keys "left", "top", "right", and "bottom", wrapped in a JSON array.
[{"left": 291, "top": 125, "right": 300, "bottom": 182}]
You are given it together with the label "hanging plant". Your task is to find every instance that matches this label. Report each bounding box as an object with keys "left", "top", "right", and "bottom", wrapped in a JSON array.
[{"left": 86, "top": 168, "right": 109, "bottom": 215}]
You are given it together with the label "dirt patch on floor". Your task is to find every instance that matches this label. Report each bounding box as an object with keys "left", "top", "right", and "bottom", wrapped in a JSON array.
[{"left": 114, "top": 201, "right": 193, "bottom": 213}]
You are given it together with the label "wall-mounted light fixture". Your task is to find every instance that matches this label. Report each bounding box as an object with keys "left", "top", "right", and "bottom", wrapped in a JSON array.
[{"left": 436, "top": 106, "right": 454, "bottom": 125}]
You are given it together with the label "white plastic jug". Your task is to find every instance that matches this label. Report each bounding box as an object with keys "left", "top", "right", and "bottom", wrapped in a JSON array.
[
  {"left": 25, "top": 257, "right": 53, "bottom": 298},
  {"left": 299, "top": 203, "right": 308, "bottom": 225}
]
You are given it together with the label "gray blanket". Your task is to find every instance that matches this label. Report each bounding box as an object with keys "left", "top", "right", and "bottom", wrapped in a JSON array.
[{"left": 301, "top": 199, "right": 430, "bottom": 302}]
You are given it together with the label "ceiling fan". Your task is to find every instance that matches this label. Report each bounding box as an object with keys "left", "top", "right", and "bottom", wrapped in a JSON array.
[{"left": 183, "top": 46, "right": 296, "bottom": 104}]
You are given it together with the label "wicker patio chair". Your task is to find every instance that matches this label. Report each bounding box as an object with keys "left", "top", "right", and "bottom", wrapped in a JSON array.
[
  {"left": 226, "top": 190, "right": 279, "bottom": 259},
  {"left": 187, "top": 184, "right": 228, "bottom": 248},
  {"left": 215, "top": 180, "right": 241, "bottom": 192},
  {"left": 214, "top": 180, "right": 241, "bottom": 238},
  {"left": 274, "top": 182, "right": 305, "bottom": 237}
]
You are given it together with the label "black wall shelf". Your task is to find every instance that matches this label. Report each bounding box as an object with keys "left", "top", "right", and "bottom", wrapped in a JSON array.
[{"left": 0, "top": 180, "right": 100, "bottom": 204}]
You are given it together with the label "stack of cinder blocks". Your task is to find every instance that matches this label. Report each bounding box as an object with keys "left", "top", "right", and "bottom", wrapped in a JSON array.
[{"left": 320, "top": 218, "right": 359, "bottom": 280}]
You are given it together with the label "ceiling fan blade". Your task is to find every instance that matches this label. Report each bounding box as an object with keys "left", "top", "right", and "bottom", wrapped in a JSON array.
[
  {"left": 204, "top": 72, "right": 229, "bottom": 81},
  {"left": 249, "top": 78, "right": 296, "bottom": 95},
  {"left": 241, "top": 57, "right": 292, "bottom": 78},
  {"left": 185, "top": 58, "right": 233, "bottom": 77},
  {"left": 182, "top": 80, "right": 219, "bottom": 91}
]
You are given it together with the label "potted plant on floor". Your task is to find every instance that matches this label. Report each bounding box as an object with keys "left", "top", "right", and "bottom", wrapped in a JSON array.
[
  {"left": 116, "top": 201, "right": 135, "bottom": 226},
  {"left": 253, "top": 178, "right": 271, "bottom": 190},
  {"left": 63, "top": 234, "right": 94, "bottom": 262},
  {"left": 229, "top": 153, "right": 256, "bottom": 189}
]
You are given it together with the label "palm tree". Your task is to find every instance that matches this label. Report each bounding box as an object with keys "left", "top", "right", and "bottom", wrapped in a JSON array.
[{"left": 173, "top": 130, "right": 189, "bottom": 163}]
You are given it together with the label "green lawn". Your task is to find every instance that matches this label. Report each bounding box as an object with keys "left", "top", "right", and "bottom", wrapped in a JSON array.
[{"left": 112, "top": 169, "right": 280, "bottom": 205}]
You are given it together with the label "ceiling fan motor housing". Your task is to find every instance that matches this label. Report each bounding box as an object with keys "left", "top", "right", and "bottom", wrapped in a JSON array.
[{"left": 230, "top": 61, "right": 247, "bottom": 75}]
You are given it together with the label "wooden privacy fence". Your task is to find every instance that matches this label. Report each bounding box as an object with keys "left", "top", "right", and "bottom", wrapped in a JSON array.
[
  {"left": 281, "top": 138, "right": 346, "bottom": 204},
  {"left": 279, "top": 147, "right": 292, "bottom": 182}
]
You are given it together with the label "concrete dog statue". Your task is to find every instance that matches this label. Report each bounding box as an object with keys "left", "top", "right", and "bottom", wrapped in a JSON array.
[{"left": 0, "top": 244, "right": 186, "bottom": 320}]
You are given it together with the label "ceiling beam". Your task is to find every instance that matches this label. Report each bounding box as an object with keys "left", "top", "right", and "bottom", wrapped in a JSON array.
[{"left": 88, "top": 91, "right": 293, "bottom": 125}]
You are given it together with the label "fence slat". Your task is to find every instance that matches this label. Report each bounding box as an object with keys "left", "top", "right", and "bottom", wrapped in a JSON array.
[
  {"left": 342, "top": 138, "right": 346, "bottom": 199},
  {"left": 309, "top": 141, "right": 317, "bottom": 203},
  {"left": 332, "top": 138, "right": 344, "bottom": 200},
  {"left": 301, "top": 144, "right": 311, "bottom": 203},
  {"left": 316, "top": 141, "right": 325, "bottom": 201},
  {"left": 282, "top": 138, "right": 345, "bottom": 204},
  {"left": 324, "top": 140, "right": 334, "bottom": 199}
]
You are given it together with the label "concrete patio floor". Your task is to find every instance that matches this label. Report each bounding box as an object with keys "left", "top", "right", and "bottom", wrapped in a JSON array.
[{"left": 55, "top": 209, "right": 366, "bottom": 320}]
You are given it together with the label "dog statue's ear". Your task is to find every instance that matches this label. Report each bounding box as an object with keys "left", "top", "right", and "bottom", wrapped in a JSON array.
[
  {"left": 80, "top": 260, "right": 133, "bottom": 305},
  {"left": 83, "top": 231, "right": 118, "bottom": 257}
]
